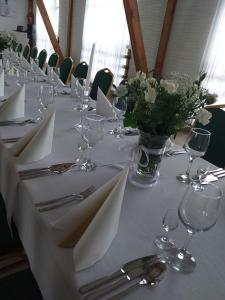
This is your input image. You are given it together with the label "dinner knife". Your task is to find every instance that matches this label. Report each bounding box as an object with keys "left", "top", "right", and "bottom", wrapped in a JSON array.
[{"left": 79, "top": 255, "right": 159, "bottom": 294}]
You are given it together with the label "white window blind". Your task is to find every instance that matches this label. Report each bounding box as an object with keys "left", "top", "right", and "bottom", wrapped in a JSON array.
[
  {"left": 201, "top": 0, "right": 225, "bottom": 99},
  {"left": 36, "top": 0, "right": 59, "bottom": 59},
  {"left": 81, "top": 0, "right": 130, "bottom": 85}
]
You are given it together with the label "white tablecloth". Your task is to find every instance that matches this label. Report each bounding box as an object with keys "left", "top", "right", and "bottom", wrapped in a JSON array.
[{"left": 1, "top": 75, "right": 225, "bottom": 300}]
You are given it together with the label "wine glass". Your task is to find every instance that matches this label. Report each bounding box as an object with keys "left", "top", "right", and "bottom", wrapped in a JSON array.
[
  {"left": 176, "top": 128, "right": 211, "bottom": 183},
  {"left": 154, "top": 209, "right": 179, "bottom": 250},
  {"left": 39, "top": 85, "right": 54, "bottom": 111},
  {"left": 80, "top": 114, "right": 104, "bottom": 171},
  {"left": 108, "top": 98, "right": 127, "bottom": 138},
  {"left": 170, "top": 183, "right": 222, "bottom": 273}
]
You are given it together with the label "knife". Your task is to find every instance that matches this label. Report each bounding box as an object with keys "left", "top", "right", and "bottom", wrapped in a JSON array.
[{"left": 79, "top": 255, "right": 159, "bottom": 295}]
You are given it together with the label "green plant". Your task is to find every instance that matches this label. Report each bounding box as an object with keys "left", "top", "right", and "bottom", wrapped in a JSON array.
[
  {"left": 116, "top": 72, "right": 217, "bottom": 136},
  {"left": 0, "top": 31, "right": 16, "bottom": 53}
]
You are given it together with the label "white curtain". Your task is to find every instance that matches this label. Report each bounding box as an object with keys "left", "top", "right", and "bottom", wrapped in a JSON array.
[
  {"left": 201, "top": 0, "right": 225, "bottom": 99},
  {"left": 36, "top": 0, "right": 59, "bottom": 59},
  {"left": 81, "top": 0, "right": 130, "bottom": 85}
]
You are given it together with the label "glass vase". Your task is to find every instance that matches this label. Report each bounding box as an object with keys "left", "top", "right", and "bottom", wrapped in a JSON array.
[{"left": 129, "top": 131, "right": 169, "bottom": 188}]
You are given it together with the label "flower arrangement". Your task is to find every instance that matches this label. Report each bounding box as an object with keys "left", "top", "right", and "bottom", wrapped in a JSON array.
[
  {"left": 0, "top": 31, "right": 16, "bottom": 53},
  {"left": 116, "top": 71, "right": 217, "bottom": 136}
]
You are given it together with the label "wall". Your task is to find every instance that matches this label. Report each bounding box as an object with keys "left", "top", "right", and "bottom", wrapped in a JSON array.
[{"left": 0, "top": 0, "right": 27, "bottom": 31}]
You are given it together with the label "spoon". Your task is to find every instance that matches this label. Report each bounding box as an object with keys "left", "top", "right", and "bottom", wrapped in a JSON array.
[{"left": 106, "top": 262, "right": 166, "bottom": 300}]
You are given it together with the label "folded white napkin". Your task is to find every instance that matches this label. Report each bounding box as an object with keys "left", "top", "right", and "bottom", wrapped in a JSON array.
[
  {"left": 0, "top": 69, "right": 4, "bottom": 97},
  {"left": 11, "top": 111, "right": 55, "bottom": 164},
  {"left": 0, "top": 84, "right": 25, "bottom": 121},
  {"left": 96, "top": 88, "right": 114, "bottom": 118},
  {"left": 52, "top": 167, "right": 129, "bottom": 271},
  {"left": 71, "top": 74, "right": 76, "bottom": 90},
  {"left": 47, "top": 65, "right": 65, "bottom": 87}
]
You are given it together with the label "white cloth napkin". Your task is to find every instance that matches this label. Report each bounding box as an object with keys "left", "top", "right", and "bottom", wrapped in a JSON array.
[
  {"left": 71, "top": 74, "right": 76, "bottom": 90},
  {"left": 0, "top": 69, "right": 4, "bottom": 97},
  {"left": 11, "top": 111, "right": 55, "bottom": 164},
  {"left": 52, "top": 167, "right": 129, "bottom": 271},
  {"left": 0, "top": 84, "right": 25, "bottom": 121},
  {"left": 96, "top": 87, "right": 114, "bottom": 118}
]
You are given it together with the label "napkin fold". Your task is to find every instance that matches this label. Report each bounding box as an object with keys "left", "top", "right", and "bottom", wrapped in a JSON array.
[
  {"left": 96, "top": 88, "right": 114, "bottom": 118},
  {"left": 11, "top": 111, "right": 55, "bottom": 164},
  {"left": 0, "top": 84, "right": 25, "bottom": 121},
  {"left": 0, "top": 69, "right": 4, "bottom": 96},
  {"left": 53, "top": 167, "right": 129, "bottom": 271}
]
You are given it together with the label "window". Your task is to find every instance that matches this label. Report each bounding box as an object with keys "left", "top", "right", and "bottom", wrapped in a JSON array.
[
  {"left": 81, "top": 0, "right": 130, "bottom": 85},
  {"left": 201, "top": 0, "right": 225, "bottom": 100},
  {"left": 35, "top": 0, "right": 59, "bottom": 59}
]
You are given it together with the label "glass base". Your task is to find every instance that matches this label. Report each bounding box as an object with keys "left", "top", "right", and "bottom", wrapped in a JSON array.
[
  {"left": 129, "top": 170, "right": 159, "bottom": 188},
  {"left": 80, "top": 160, "right": 96, "bottom": 172},
  {"left": 154, "top": 235, "right": 175, "bottom": 250},
  {"left": 169, "top": 248, "right": 196, "bottom": 273},
  {"left": 176, "top": 173, "right": 190, "bottom": 183},
  {"left": 73, "top": 123, "right": 82, "bottom": 129}
]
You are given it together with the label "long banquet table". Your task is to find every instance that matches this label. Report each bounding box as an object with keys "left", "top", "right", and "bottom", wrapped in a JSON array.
[{"left": 1, "top": 74, "right": 225, "bottom": 300}]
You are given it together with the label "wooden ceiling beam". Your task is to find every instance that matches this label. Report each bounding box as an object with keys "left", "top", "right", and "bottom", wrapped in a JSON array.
[
  {"left": 66, "top": 0, "right": 73, "bottom": 57},
  {"left": 35, "top": 0, "right": 64, "bottom": 63},
  {"left": 123, "top": 0, "right": 148, "bottom": 73},
  {"left": 154, "top": 0, "right": 177, "bottom": 77}
]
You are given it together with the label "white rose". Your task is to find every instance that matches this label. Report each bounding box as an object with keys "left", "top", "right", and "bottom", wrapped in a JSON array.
[
  {"left": 145, "top": 87, "right": 156, "bottom": 103},
  {"left": 160, "top": 79, "right": 178, "bottom": 94},
  {"left": 196, "top": 108, "right": 212, "bottom": 125},
  {"left": 116, "top": 84, "right": 128, "bottom": 97},
  {"left": 148, "top": 77, "right": 156, "bottom": 85}
]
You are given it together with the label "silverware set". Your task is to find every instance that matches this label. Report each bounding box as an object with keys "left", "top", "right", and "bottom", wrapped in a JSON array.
[
  {"left": 0, "top": 137, "right": 21, "bottom": 143},
  {"left": 19, "top": 162, "right": 76, "bottom": 179},
  {"left": 0, "top": 119, "right": 36, "bottom": 126},
  {"left": 202, "top": 168, "right": 225, "bottom": 183},
  {"left": 36, "top": 185, "right": 95, "bottom": 212},
  {"left": 79, "top": 255, "right": 166, "bottom": 300},
  {"left": 164, "top": 149, "right": 187, "bottom": 157}
]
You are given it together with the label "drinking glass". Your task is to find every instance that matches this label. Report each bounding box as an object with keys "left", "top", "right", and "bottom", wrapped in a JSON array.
[
  {"left": 154, "top": 209, "right": 179, "bottom": 250},
  {"left": 79, "top": 114, "right": 104, "bottom": 171},
  {"left": 176, "top": 128, "right": 211, "bottom": 183},
  {"left": 39, "top": 85, "right": 54, "bottom": 110},
  {"left": 170, "top": 183, "right": 222, "bottom": 273},
  {"left": 108, "top": 98, "right": 127, "bottom": 138}
]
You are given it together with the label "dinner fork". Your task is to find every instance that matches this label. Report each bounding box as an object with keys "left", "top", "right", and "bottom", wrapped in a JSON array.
[{"left": 37, "top": 185, "right": 96, "bottom": 212}]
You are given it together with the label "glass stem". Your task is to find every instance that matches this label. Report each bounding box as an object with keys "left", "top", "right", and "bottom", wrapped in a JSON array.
[
  {"left": 182, "top": 231, "right": 195, "bottom": 252},
  {"left": 185, "top": 155, "right": 194, "bottom": 177}
]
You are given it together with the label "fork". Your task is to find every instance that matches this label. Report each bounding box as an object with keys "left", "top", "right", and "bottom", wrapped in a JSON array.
[{"left": 36, "top": 185, "right": 96, "bottom": 212}]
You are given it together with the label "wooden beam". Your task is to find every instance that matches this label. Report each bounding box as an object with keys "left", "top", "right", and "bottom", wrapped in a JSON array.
[
  {"left": 27, "top": 0, "right": 33, "bottom": 13},
  {"left": 154, "top": 0, "right": 177, "bottom": 77},
  {"left": 123, "top": 0, "right": 148, "bottom": 73},
  {"left": 66, "top": 0, "right": 73, "bottom": 57},
  {"left": 35, "top": 0, "right": 64, "bottom": 63}
]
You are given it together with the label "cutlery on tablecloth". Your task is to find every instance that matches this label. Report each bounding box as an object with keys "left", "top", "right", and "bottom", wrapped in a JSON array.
[
  {"left": 19, "top": 162, "right": 76, "bottom": 179},
  {"left": 0, "top": 119, "right": 36, "bottom": 126},
  {"left": 164, "top": 149, "right": 186, "bottom": 157},
  {"left": 36, "top": 185, "right": 96, "bottom": 212},
  {"left": 83, "top": 261, "right": 166, "bottom": 300},
  {"left": 105, "top": 262, "right": 166, "bottom": 300},
  {"left": 79, "top": 255, "right": 159, "bottom": 295},
  {"left": 0, "top": 137, "right": 21, "bottom": 143}
]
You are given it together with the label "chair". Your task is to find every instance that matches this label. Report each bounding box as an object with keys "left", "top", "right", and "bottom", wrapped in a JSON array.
[
  {"left": 59, "top": 57, "right": 73, "bottom": 84},
  {"left": 22, "top": 44, "right": 30, "bottom": 60},
  {"left": 37, "top": 49, "right": 47, "bottom": 70},
  {"left": 16, "top": 43, "right": 23, "bottom": 54},
  {"left": 89, "top": 68, "right": 114, "bottom": 100},
  {"left": 29, "top": 46, "right": 38, "bottom": 62},
  {"left": 195, "top": 108, "right": 225, "bottom": 168},
  {"left": 46, "top": 52, "right": 59, "bottom": 74},
  {"left": 73, "top": 61, "right": 88, "bottom": 79}
]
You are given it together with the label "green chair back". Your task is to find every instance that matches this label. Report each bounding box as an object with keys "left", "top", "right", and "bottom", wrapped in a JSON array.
[
  {"left": 48, "top": 52, "right": 59, "bottom": 68},
  {"left": 59, "top": 57, "right": 73, "bottom": 84},
  {"left": 16, "top": 43, "right": 23, "bottom": 53},
  {"left": 90, "top": 68, "right": 114, "bottom": 100},
  {"left": 38, "top": 49, "right": 47, "bottom": 69},
  {"left": 73, "top": 61, "right": 88, "bottom": 79},
  {"left": 29, "top": 46, "right": 38, "bottom": 62},
  {"left": 195, "top": 108, "right": 225, "bottom": 168},
  {"left": 22, "top": 44, "right": 30, "bottom": 60}
]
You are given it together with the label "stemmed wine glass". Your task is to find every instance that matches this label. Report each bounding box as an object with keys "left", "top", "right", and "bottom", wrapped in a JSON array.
[
  {"left": 154, "top": 209, "right": 179, "bottom": 250},
  {"left": 176, "top": 128, "right": 211, "bottom": 183},
  {"left": 108, "top": 98, "right": 127, "bottom": 138},
  {"left": 170, "top": 183, "right": 222, "bottom": 273}
]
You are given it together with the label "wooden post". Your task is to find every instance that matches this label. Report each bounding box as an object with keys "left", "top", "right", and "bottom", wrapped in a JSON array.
[
  {"left": 35, "top": 0, "right": 64, "bottom": 63},
  {"left": 154, "top": 0, "right": 177, "bottom": 77},
  {"left": 123, "top": 0, "right": 148, "bottom": 73},
  {"left": 66, "top": 0, "right": 73, "bottom": 57}
]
